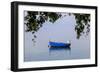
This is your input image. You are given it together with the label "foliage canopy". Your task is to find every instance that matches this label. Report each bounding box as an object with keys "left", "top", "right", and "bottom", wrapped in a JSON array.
[{"left": 24, "top": 11, "right": 90, "bottom": 42}]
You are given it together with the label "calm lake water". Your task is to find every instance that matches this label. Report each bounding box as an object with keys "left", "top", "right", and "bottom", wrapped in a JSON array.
[{"left": 24, "top": 15, "right": 90, "bottom": 62}]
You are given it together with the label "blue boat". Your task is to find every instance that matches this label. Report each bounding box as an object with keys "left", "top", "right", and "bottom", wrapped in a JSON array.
[{"left": 48, "top": 41, "right": 71, "bottom": 48}]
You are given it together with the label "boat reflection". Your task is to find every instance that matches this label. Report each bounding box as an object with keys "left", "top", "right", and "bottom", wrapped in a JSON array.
[{"left": 49, "top": 47, "right": 71, "bottom": 55}]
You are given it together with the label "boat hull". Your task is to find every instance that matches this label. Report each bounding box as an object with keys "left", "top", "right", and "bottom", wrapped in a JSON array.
[{"left": 49, "top": 42, "right": 71, "bottom": 48}]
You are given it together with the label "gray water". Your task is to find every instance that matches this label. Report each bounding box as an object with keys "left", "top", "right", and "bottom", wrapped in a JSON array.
[{"left": 24, "top": 15, "right": 90, "bottom": 62}]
